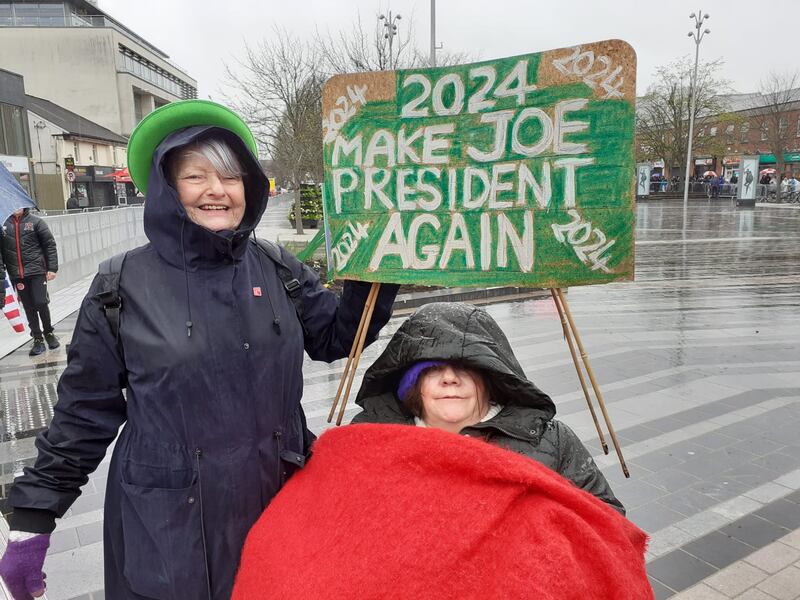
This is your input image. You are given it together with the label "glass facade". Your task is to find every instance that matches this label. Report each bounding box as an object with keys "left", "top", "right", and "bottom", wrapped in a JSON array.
[
  {"left": 0, "top": 2, "right": 66, "bottom": 26},
  {"left": 119, "top": 47, "right": 196, "bottom": 100},
  {"left": 0, "top": 102, "right": 29, "bottom": 156}
]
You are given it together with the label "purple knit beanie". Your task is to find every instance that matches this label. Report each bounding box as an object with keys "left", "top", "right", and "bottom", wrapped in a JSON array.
[{"left": 397, "top": 361, "right": 447, "bottom": 402}]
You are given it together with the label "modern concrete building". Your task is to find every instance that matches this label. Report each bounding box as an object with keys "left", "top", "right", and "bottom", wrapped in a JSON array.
[
  {"left": 27, "top": 94, "right": 130, "bottom": 210},
  {"left": 0, "top": 68, "right": 34, "bottom": 197},
  {"left": 0, "top": 0, "right": 197, "bottom": 137}
]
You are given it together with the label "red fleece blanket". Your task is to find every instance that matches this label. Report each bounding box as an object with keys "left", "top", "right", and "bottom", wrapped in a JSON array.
[{"left": 233, "top": 424, "right": 653, "bottom": 599}]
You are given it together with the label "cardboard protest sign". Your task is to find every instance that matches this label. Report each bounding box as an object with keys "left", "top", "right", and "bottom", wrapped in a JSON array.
[{"left": 322, "top": 39, "right": 636, "bottom": 288}]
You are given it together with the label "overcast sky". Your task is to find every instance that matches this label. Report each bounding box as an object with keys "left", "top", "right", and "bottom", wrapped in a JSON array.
[{"left": 99, "top": 0, "right": 799, "bottom": 99}]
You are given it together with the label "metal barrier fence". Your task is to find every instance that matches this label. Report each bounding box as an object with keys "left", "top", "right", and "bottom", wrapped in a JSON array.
[
  {"left": 645, "top": 182, "right": 738, "bottom": 197},
  {"left": 39, "top": 206, "right": 146, "bottom": 293},
  {"left": 755, "top": 184, "right": 800, "bottom": 203}
]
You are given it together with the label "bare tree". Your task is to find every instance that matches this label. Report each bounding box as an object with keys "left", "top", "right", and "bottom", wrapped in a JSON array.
[
  {"left": 317, "top": 13, "right": 419, "bottom": 73},
  {"left": 636, "top": 57, "right": 731, "bottom": 178},
  {"left": 223, "top": 17, "right": 474, "bottom": 236},
  {"left": 316, "top": 12, "right": 472, "bottom": 74},
  {"left": 223, "top": 28, "right": 323, "bottom": 234},
  {"left": 747, "top": 71, "right": 800, "bottom": 177}
]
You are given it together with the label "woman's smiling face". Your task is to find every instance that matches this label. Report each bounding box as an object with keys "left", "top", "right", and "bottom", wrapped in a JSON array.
[
  {"left": 418, "top": 364, "right": 489, "bottom": 433},
  {"left": 174, "top": 153, "right": 245, "bottom": 232}
]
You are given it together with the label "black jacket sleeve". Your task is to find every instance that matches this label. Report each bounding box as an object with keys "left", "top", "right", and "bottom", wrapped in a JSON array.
[
  {"left": 7, "top": 275, "right": 127, "bottom": 532},
  {"left": 35, "top": 218, "right": 58, "bottom": 272},
  {"left": 280, "top": 246, "right": 399, "bottom": 363},
  {"left": 554, "top": 421, "right": 625, "bottom": 515}
]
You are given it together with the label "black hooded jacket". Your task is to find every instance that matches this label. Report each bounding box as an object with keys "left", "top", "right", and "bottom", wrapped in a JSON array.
[
  {"left": 1, "top": 209, "right": 58, "bottom": 279},
  {"left": 7, "top": 126, "right": 398, "bottom": 599},
  {"left": 352, "top": 302, "right": 624, "bottom": 514}
]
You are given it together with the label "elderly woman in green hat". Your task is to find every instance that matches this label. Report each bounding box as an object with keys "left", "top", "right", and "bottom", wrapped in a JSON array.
[{"left": 0, "top": 100, "right": 398, "bottom": 599}]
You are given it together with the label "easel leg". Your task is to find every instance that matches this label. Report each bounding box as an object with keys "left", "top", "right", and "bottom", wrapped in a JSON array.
[
  {"left": 550, "top": 289, "right": 609, "bottom": 455},
  {"left": 328, "top": 282, "right": 381, "bottom": 426},
  {"left": 555, "top": 288, "right": 630, "bottom": 478}
]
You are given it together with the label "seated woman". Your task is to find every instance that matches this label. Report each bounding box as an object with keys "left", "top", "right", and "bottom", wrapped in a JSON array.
[{"left": 351, "top": 301, "right": 624, "bottom": 514}]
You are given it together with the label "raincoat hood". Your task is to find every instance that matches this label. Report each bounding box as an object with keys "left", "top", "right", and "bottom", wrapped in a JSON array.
[
  {"left": 143, "top": 125, "right": 269, "bottom": 269},
  {"left": 355, "top": 302, "right": 556, "bottom": 419}
]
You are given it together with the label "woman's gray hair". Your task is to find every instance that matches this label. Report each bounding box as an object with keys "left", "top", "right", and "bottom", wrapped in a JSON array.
[{"left": 169, "top": 138, "right": 246, "bottom": 180}]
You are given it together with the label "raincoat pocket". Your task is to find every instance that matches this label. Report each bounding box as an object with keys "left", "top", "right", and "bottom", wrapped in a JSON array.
[
  {"left": 279, "top": 449, "right": 306, "bottom": 483},
  {"left": 119, "top": 480, "right": 208, "bottom": 599}
]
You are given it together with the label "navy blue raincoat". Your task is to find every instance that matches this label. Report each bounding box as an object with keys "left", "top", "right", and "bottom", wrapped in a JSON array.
[{"left": 7, "top": 126, "right": 398, "bottom": 599}]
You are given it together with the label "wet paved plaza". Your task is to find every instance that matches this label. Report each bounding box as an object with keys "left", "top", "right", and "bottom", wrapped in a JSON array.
[{"left": 1, "top": 199, "right": 799, "bottom": 599}]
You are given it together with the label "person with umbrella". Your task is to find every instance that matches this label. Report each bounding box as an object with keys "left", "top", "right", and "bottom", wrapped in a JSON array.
[{"left": 0, "top": 163, "right": 58, "bottom": 356}]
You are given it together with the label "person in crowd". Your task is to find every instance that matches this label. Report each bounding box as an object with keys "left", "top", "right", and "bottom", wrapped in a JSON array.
[
  {"left": 788, "top": 174, "right": 799, "bottom": 194},
  {"left": 710, "top": 175, "right": 720, "bottom": 198},
  {"left": 65, "top": 195, "right": 79, "bottom": 210},
  {"left": 715, "top": 174, "right": 726, "bottom": 198},
  {"left": 0, "top": 100, "right": 398, "bottom": 600},
  {"left": 730, "top": 172, "right": 738, "bottom": 185},
  {"left": 780, "top": 174, "right": 790, "bottom": 197},
  {"left": 0, "top": 208, "right": 60, "bottom": 356},
  {"left": 351, "top": 302, "right": 624, "bottom": 514}
]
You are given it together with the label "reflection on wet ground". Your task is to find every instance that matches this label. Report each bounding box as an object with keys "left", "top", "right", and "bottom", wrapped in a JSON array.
[{"left": 0, "top": 199, "right": 798, "bottom": 599}]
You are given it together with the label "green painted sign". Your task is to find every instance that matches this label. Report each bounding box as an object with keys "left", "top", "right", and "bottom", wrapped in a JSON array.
[{"left": 321, "top": 40, "right": 637, "bottom": 288}]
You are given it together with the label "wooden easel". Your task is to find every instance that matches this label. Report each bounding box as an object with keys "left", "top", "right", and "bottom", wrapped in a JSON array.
[
  {"left": 550, "top": 288, "right": 629, "bottom": 477},
  {"left": 327, "top": 282, "right": 381, "bottom": 426},
  {"left": 328, "top": 283, "right": 629, "bottom": 478}
]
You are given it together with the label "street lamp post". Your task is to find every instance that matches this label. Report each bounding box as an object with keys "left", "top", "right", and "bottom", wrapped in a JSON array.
[
  {"left": 379, "top": 10, "right": 402, "bottom": 70},
  {"left": 430, "top": 0, "right": 436, "bottom": 67},
  {"left": 682, "top": 10, "right": 711, "bottom": 232}
]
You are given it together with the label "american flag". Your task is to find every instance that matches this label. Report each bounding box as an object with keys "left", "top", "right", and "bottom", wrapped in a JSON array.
[{"left": 3, "top": 274, "right": 25, "bottom": 333}]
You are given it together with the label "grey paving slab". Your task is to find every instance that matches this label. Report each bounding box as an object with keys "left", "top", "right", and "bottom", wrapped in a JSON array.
[
  {"left": 640, "top": 467, "right": 703, "bottom": 493},
  {"left": 682, "top": 531, "right": 756, "bottom": 569},
  {"left": 752, "top": 452, "right": 800, "bottom": 475},
  {"left": 754, "top": 499, "right": 800, "bottom": 530},
  {"left": 755, "top": 565, "right": 800, "bottom": 600},
  {"left": 611, "top": 480, "right": 672, "bottom": 510},
  {"left": 649, "top": 576, "right": 675, "bottom": 600},
  {"left": 720, "top": 514, "right": 791, "bottom": 548},
  {"left": 648, "top": 549, "right": 719, "bottom": 593},
  {"left": 690, "top": 431, "right": 739, "bottom": 451},
  {"left": 628, "top": 502, "right": 687, "bottom": 533}
]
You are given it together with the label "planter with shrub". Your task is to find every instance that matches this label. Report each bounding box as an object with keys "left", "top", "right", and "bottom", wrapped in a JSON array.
[{"left": 288, "top": 184, "right": 323, "bottom": 229}]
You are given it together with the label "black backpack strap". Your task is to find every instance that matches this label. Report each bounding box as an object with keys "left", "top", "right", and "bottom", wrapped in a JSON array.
[
  {"left": 253, "top": 238, "right": 306, "bottom": 333},
  {"left": 95, "top": 251, "right": 128, "bottom": 340}
]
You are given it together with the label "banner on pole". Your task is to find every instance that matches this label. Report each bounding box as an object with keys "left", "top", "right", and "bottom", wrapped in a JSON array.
[{"left": 322, "top": 39, "right": 637, "bottom": 288}]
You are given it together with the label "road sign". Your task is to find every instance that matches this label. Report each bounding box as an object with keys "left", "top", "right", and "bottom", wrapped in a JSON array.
[{"left": 66, "top": 170, "right": 75, "bottom": 182}]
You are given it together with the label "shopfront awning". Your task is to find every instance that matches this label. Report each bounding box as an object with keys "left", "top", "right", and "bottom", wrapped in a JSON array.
[{"left": 759, "top": 152, "right": 800, "bottom": 164}]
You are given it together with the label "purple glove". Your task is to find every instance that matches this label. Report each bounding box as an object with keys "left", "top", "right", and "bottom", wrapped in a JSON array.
[{"left": 0, "top": 533, "right": 49, "bottom": 600}]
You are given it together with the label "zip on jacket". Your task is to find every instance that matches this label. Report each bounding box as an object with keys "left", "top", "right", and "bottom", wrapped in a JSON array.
[{"left": 13, "top": 216, "right": 24, "bottom": 278}]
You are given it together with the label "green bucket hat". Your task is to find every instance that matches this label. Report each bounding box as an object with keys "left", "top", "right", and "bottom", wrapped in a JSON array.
[{"left": 127, "top": 99, "right": 258, "bottom": 194}]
